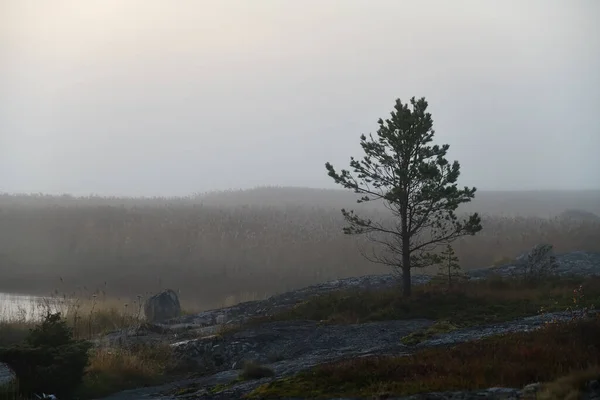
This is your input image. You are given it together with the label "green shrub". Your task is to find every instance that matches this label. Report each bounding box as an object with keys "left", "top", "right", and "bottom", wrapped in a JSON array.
[
  {"left": 400, "top": 320, "right": 460, "bottom": 346},
  {"left": 0, "top": 312, "right": 93, "bottom": 398}
]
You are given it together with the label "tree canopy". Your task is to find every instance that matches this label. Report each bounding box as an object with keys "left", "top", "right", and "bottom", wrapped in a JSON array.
[{"left": 325, "top": 97, "right": 482, "bottom": 296}]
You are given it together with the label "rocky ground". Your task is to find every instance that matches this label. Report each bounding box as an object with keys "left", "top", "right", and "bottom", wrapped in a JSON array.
[
  {"left": 96, "top": 250, "right": 600, "bottom": 400},
  {"left": 3, "top": 250, "right": 600, "bottom": 399}
]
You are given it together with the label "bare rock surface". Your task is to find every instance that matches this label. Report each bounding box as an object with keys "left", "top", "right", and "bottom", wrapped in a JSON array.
[
  {"left": 94, "top": 250, "right": 600, "bottom": 400},
  {"left": 467, "top": 250, "right": 600, "bottom": 280},
  {"left": 169, "top": 318, "right": 433, "bottom": 376}
]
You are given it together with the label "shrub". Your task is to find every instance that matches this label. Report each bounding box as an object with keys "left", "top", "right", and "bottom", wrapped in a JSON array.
[
  {"left": 519, "top": 243, "right": 558, "bottom": 281},
  {"left": 0, "top": 312, "right": 92, "bottom": 398},
  {"left": 25, "top": 312, "right": 73, "bottom": 348}
]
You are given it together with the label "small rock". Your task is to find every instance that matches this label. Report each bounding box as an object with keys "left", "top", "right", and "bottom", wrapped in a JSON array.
[
  {"left": 521, "top": 382, "right": 541, "bottom": 394},
  {"left": 0, "top": 362, "right": 15, "bottom": 385}
]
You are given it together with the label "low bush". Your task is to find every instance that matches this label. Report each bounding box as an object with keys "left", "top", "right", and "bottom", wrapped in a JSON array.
[{"left": 0, "top": 312, "right": 92, "bottom": 398}]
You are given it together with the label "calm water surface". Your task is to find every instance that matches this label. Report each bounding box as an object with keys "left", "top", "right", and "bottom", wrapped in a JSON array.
[{"left": 0, "top": 292, "right": 63, "bottom": 321}]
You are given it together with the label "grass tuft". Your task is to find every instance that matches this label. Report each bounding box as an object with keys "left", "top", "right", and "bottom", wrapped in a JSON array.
[
  {"left": 400, "top": 320, "right": 459, "bottom": 346},
  {"left": 76, "top": 343, "right": 174, "bottom": 399},
  {"left": 538, "top": 366, "right": 600, "bottom": 400}
]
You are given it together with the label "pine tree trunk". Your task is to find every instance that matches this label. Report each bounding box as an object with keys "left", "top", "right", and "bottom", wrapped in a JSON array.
[
  {"left": 402, "top": 252, "right": 411, "bottom": 297},
  {"left": 401, "top": 204, "right": 411, "bottom": 297}
]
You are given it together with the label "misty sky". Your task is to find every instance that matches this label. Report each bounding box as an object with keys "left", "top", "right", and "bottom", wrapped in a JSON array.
[{"left": 1, "top": 0, "right": 599, "bottom": 197}]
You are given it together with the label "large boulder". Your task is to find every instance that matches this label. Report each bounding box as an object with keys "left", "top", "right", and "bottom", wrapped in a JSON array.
[{"left": 144, "top": 289, "right": 181, "bottom": 323}]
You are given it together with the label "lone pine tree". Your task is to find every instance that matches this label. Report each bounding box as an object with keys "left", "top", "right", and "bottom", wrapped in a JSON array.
[{"left": 325, "top": 97, "right": 482, "bottom": 297}]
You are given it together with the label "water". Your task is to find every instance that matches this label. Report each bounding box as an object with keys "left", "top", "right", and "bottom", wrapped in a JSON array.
[{"left": 0, "top": 292, "right": 57, "bottom": 322}]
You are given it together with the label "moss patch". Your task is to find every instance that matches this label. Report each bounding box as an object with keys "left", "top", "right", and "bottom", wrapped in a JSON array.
[{"left": 400, "top": 319, "right": 460, "bottom": 346}]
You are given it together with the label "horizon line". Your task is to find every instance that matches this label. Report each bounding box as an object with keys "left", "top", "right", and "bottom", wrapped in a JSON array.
[{"left": 1, "top": 185, "right": 599, "bottom": 200}]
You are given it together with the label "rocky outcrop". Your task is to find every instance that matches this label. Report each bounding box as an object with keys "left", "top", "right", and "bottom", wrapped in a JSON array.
[
  {"left": 92, "top": 250, "right": 600, "bottom": 400},
  {"left": 467, "top": 250, "right": 600, "bottom": 280},
  {"left": 170, "top": 319, "right": 432, "bottom": 375},
  {"left": 99, "top": 250, "right": 600, "bottom": 348},
  {"left": 96, "top": 273, "right": 431, "bottom": 349},
  {"left": 144, "top": 289, "right": 182, "bottom": 323}
]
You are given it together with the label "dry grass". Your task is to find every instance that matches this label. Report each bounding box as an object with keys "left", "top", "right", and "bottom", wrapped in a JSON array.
[
  {"left": 0, "top": 190, "right": 599, "bottom": 310},
  {"left": 76, "top": 344, "right": 174, "bottom": 399},
  {"left": 538, "top": 366, "right": 600, "bottom": 400},
  {"left": 263, "top": 275, "right": 600, "bottom": 330},
  {"left": 248, "top": 316, "right": 600, "bottom": 398}
]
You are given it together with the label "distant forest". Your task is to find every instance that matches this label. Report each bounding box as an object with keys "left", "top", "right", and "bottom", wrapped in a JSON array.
[{"left": 0, "top": 187, "right": 599, "bottom": 310}]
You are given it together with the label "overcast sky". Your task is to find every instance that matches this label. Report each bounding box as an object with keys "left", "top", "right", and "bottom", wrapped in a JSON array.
[{"left": 1, "top": 0, "right": 599, "bottom": 196}]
